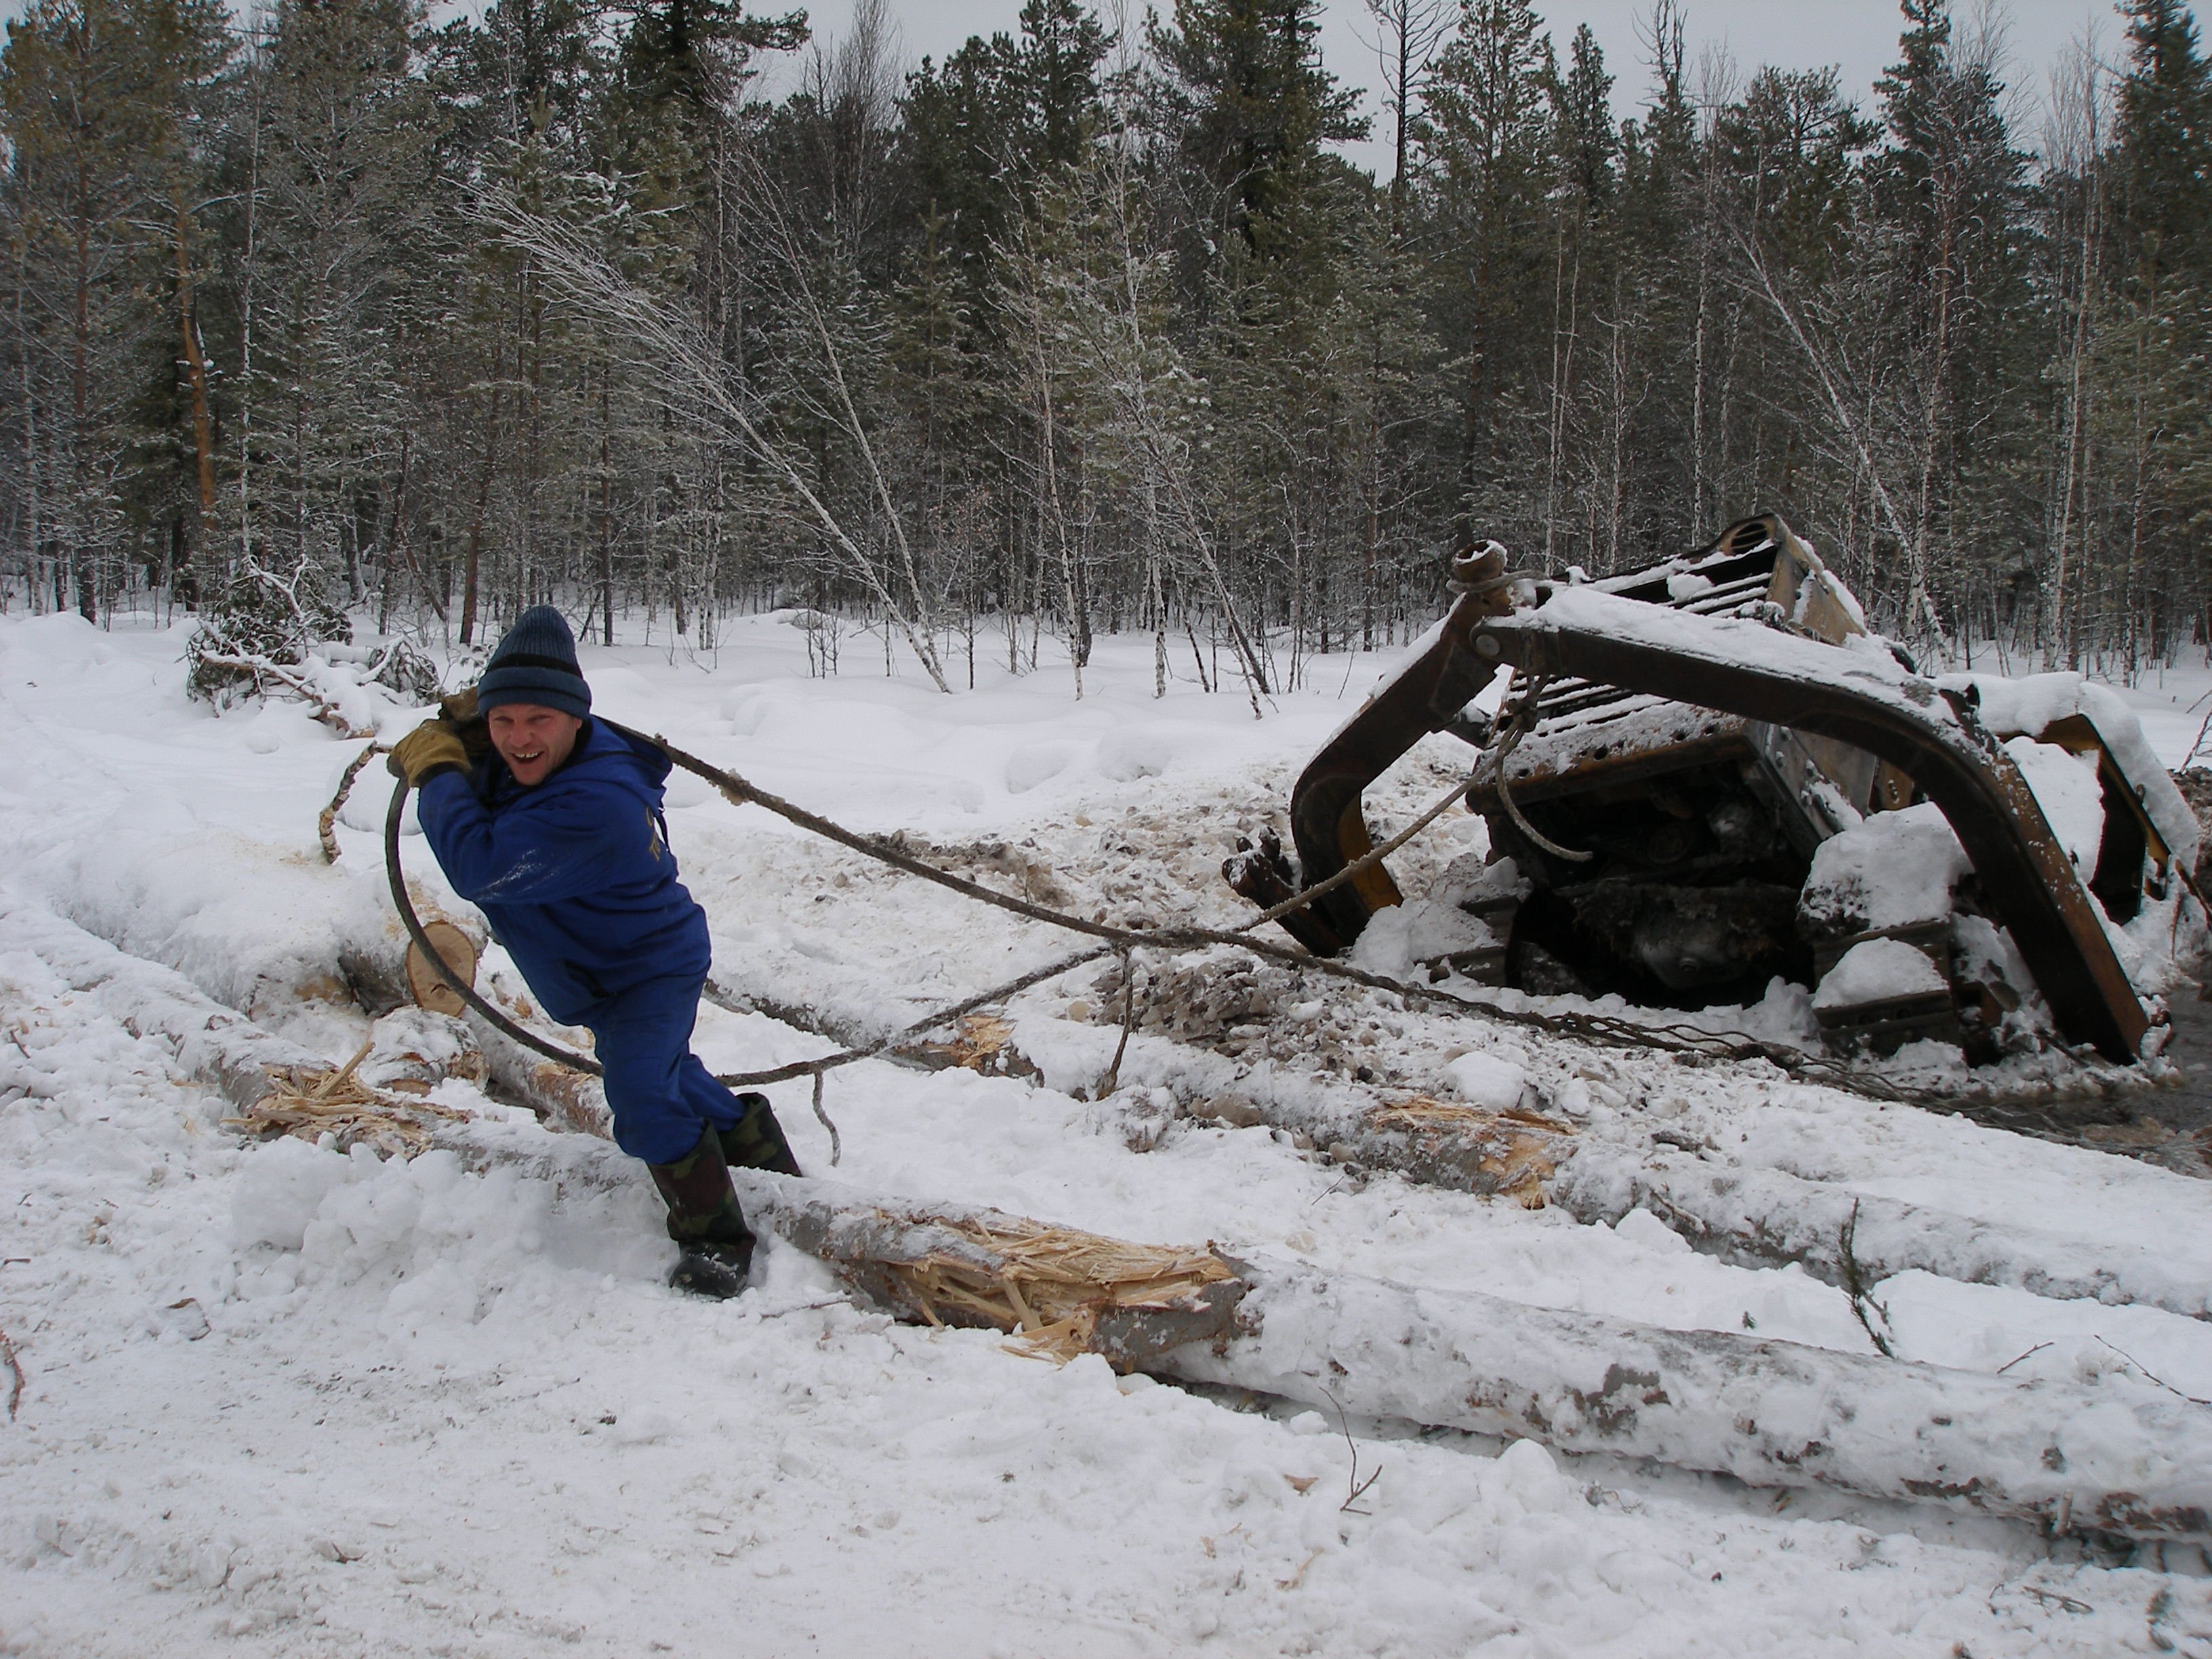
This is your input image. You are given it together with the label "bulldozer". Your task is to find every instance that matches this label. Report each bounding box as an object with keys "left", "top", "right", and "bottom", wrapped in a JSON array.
[{"left": 1227, "top": 514, "right": 2202, "bottom": 1065}]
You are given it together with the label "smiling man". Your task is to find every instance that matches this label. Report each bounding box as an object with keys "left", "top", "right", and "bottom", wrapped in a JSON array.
[{"left": 386, "top": 605, "right": 800, "bottom": 1298}]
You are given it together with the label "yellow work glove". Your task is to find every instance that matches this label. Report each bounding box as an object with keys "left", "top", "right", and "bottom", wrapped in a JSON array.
[
  {"left": 386, "top": 719, "right": 470, "bottom": 785},
  {"left": 437, "top": 686, "right": 493, "bottom": 761}
]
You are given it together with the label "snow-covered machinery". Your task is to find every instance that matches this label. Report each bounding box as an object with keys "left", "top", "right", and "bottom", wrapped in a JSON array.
[{"left": 1228, "top": 514, "right": 2201, "bottom": 1063}]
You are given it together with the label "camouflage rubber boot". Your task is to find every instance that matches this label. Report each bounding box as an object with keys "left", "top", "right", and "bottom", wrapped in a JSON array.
[
  {"left": 647, "top": 1126, "right": 756, "bottom": 1299},
  {"left": 718, "top": 1091, "right": 802, "bottom": 1178}
]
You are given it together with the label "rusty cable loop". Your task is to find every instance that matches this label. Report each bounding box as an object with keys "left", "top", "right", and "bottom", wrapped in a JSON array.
[
  {"left": 378, "top": 721, "right": 1972, "bottom": 1106},
  {"left": 1485, "top": 674, "right": 1595, "bottom": 864}
]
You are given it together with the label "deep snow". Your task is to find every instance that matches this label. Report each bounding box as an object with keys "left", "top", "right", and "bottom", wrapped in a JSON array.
[{"left": 3, "top": 607, "right": 2212, "bottom": 1657}]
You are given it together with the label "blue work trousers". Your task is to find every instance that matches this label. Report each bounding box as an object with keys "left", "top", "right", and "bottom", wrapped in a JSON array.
[{"left": 586, "top": 974, "right": 743, "bottom": 1166}]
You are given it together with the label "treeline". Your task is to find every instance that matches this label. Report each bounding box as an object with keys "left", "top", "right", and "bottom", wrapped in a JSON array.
[{"left": 1, "top": 0, "right": 2207, "bottom": 695}]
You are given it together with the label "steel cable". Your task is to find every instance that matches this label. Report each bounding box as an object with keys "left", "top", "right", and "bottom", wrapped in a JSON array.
[{"left": 377, "top": 718, "right": 1938, "bottom": 1103}]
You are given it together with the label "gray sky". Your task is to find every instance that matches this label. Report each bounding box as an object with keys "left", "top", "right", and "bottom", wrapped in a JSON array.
[
  {"left": 0, "top": 0, "right": 2159, "bottom": 173},
  {"left": 768, "top": 1, "right": 2142, "bottom": 174}
]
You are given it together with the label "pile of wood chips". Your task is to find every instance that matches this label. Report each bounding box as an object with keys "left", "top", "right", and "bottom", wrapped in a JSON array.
[
  {"left": 893, "top": 1214, "right": 1240, "bottom": 1364},
  {"left": 226, "top": 1038, "right": 469, "bottom": 1157}
]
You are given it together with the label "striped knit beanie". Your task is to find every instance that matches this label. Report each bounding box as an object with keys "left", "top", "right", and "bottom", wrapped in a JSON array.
[{"left": 477, "top": 606, "right": 592, "bottom": 719}]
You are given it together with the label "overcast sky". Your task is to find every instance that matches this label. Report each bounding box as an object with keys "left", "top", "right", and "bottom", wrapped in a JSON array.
[
  {"left": 764, "top": 1, "right": 2145, "bottom": 174},
  {"left": 0, "top": 0, "right": 2165, "bottom": 173}
]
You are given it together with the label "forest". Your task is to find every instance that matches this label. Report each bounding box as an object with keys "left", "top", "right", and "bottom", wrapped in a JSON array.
[{"left": 1, "top": 0, "right": 2207, "bottom": 698}]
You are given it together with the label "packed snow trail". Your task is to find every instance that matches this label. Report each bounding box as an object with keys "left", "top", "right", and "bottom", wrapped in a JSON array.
[
  {"left": 7, "top": 908, "right": 2212, "bottom": 1658},
  {"left": 7, "top": 609, "right": 2212, "bottom": 1654}
]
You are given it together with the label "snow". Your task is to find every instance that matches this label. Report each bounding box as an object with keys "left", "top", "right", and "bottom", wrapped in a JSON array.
[
  {"left": 5, "top": 607, "right": 2212, "bottom": 1655},
  {"left": 1814, "top": 939, "right": 1949, "bottom": 1010},
  {"left": 1345, "top": 848, "right": 1516, "bottom": 977},
  {"left": 1954, "top": 670, "right": 2203, "bottom": 873},
  {"left": 1801, "top": 804, "right": 1971, "bottom": 937},
  {"left": 1441, "top": 1049, "right": 1528, "bottom": 1110}
]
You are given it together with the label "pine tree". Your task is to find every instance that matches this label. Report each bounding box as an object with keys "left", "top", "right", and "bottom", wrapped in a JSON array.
[
  {"left": 1147, "top": 0, "right": 1366, "bottom": 262},
  {"left": 1867, "top": 0, "right": 2034, "bottom": 644},
  {"left": 2102, "top": 0, "right": 2212, "bottom": 660},
  {"left": 1416, "top": 0, "right": 1555, "bottom": 538},
  {"left": 1, "top": 0, "right": 228, "bottom": 619}
]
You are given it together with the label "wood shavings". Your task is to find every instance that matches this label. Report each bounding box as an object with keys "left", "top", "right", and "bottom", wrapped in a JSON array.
[
  {"left": 877, "top": 1214, "right": 1240, "bottom": 1365},
  {"left": 920, "top": 1013, "right": 1019, "bottom": 1073},
  {"left": 225, "top": 1037, "right": 471, "bottom": 1157}
]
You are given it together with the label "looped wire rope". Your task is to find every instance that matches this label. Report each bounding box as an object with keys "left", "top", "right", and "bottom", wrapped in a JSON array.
[{"left": 380, "top": 716, "right": 1924, "bottom": 1105}]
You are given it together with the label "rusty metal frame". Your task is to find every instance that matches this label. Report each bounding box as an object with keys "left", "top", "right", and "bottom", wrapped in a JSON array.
[
  {"left": 1256, "top": 520, "right": 2150, "bottom": 1063},
  {"left": 1470, "top": 593, "right": 2146, "bottom": 1061}
]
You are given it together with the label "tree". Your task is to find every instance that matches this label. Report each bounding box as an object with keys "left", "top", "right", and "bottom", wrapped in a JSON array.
[
  {"left": 1357, "top": 0, "right": 1450, "bottom": 237},
  {"left": 0, "top": 0, "right": 228, "bottom": 619},
  {"left": 1416, "top": 0, "right": 1554, "bottom": 534},
  {"left": 1147, "top": 0, "right": 1366, "bottom": 261},
  {"left": 1866, "top": 0, "right": 2034, "bottom": 644}
]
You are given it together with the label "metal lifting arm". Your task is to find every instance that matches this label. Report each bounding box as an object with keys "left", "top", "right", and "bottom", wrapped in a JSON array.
[{"left": 1257, "top": 548, "right": 1517, "bottom": 955}]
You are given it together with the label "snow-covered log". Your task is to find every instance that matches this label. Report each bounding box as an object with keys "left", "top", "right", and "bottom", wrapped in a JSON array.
[
  {"left": 1, "top": 895, "right": 326, "bottom": 1109},
  {"left": 1553, "top": 1147, "right": 2212, "bottom": 1322},
  {"left": 1157, "top": 1256, "right": 2212, "bottom": 1540},
  {"left": 430, "top": 1110, "right": 1244, "bottom": 1368},
  {"left": 1021, "top": 1002, "right": 2212, "bottom": 1322},
  {"left": 464, "top": 1011, "right": 612, "bottom": 1139},
  {"left": 433, "top": 1073, "right": 2212, "bottom": 1541},
  {"left": 735, "top": 1174, "right": 1248, "bottom": 1370},
  {"left": 1012, "top": 1008, "right": 1577, "bottom": 1202}
]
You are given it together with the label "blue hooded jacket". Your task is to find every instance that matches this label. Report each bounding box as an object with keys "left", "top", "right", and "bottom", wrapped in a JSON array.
[{"left": 415, "top": 718, "right": 710, "bottom": 1025}]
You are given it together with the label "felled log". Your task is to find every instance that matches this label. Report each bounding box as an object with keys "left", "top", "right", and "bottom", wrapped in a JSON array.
[
  {"left": 2, "top": 896, "right": 327, "bottom": 1110},
  {"left": 444, "top": 1046, "right": 2212, "bottom": 1541},
  {"left": 1553, "top": 1147, "right": 2212, "bottom": 1323},
  {"left": 1158, "top": 1255, "right": 2212, "bottom": 1540},
  {"left": 455, "top": 998, "right": 2212, "bottom": 1537},
  {"left": 1008, "top": 1011, "right": 1578, "bottom": 1202},
  {"left": 465, "top": 1010, "right": 612, "bottom": 1139},
  {"left": 3, "top": 896, "right": 504, "bottom": 1158},
  {"left": 1034, "top": 1006, "right": 2212, "bottom": 1321},
  {"left": 735, "top": 1173, "right": 1247, "bottom": 1370},
  {"left": 432, "top": 1107, "right": 1244, "bottom": 1370}
]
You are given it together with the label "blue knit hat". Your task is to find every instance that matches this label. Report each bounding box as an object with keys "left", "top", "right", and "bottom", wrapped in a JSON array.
[{"left": 478, "top": 605, "right": 592, "bottom": 719}]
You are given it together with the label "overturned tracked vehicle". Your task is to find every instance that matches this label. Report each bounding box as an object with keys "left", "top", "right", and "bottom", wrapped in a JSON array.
[{"left": 1228, "top": 514, "right": 2201, "bottom": 1063}]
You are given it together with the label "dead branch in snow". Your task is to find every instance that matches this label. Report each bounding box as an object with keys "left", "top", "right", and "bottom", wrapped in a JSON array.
[
  {"left": 319, "top": 739, "right": 386, "bottom": 862},
  {"left": 0, "top": 1327, "right": 22, "bottom": 1420},
  {"left": 1095, "top": 948, "right": 1141, "bottom": 1100},
  {"left": 1321, "top": 1388, "right": 1382, "bottom": 1515},
  {"left": 1839, "top": 1200, "right": 1899, "bottom": 1359},
  {"left": 2095, "top": 1338, "right": 2212, "bottom": 1408},
  {"left": 193, "top": 653, "right": 373, "bottom": 738},
  {"left": 809, "top": 1071, "right": 842, "bottom": 1168}
]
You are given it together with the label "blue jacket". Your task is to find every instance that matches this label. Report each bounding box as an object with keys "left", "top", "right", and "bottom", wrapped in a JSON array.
[{"left": 415, "top": 718, "right": 710, "bottom": 1025}]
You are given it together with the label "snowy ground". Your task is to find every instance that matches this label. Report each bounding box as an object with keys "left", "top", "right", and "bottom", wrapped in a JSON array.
[{"left": 4, "top": 608, "right": 2212, "bottom": 1657}]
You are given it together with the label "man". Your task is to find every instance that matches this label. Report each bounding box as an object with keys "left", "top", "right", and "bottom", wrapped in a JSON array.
[{"left": 388, "top": 605, "right": 799, "bottom": 1299}]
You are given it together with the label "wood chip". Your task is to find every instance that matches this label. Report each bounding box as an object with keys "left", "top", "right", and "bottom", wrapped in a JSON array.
[{"left": 226, "top": 1059, "right": 472, "bottom": 1157}]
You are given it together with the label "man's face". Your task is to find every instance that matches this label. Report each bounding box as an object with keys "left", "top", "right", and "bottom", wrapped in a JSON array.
[{"left": 487, "top": 703, "right": 583, "bottom": 787}]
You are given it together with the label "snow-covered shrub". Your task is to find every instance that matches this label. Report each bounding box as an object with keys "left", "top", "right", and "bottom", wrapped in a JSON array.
[{"left": 186, "top": 556, "right": 352, "bottom": 708}]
